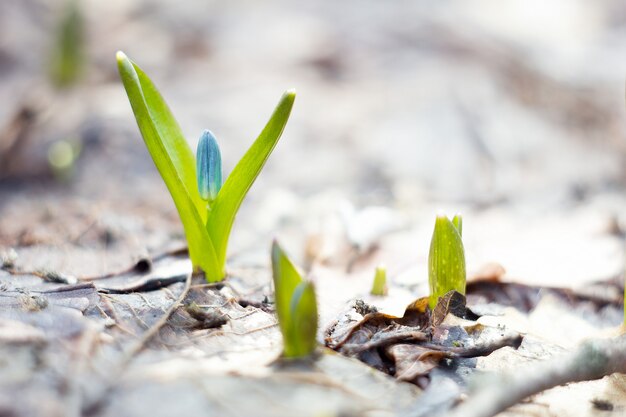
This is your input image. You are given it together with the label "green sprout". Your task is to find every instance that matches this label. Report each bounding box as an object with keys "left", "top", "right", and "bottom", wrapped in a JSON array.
[
  {"left": 47, "top": 138, "right": 82, "bottom": 181},
  {"left": 428, "top": 214, "right": 466, "bottom": 309},
  {"left": 370, "top": 264, "right": 388, "bottom": 296},
  {"left": 49, "top": 0, "right": 84, "bottom": 87},
  {"left": 116, "top": 51, "right": 295, "bottom": 281},
  {"left": 271, "top": 241, "right": 318, "bottom": 358}
]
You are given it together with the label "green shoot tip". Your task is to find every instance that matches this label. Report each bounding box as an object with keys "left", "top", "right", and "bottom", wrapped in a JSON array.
[
  {"left": 428, "top": 214, "right": 466, "bottom": 310},
  {"left": 370, "top": 264, "right": 388, "bottom": 296},
  {"left": 116, "top": 51, "right": 128, "bottom": 63}
]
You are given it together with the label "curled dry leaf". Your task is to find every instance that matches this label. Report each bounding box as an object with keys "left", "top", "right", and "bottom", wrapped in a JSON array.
[
  {"left": 431, "top": 290, "right": 478, "bottom": 327},
  {"left": 387, "top": 344, "right": 447, "bottom": 381},
  {"left": 327, "top": 290, "right": 523, "bottom": 385}
]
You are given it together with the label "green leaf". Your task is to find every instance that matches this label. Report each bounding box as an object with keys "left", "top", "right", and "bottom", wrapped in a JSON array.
[
  {"left": 288, "top": 281, "right": 318, "bottom": 357},
  {"left": 129, "top": 58, "right": 208, "bottom": 219},
  {"left": 452, "top": 214, "right": 463, "bottom": 237},
  {"left": 271, "top": 241, "right": 303, "bottom": 341},
  {"left": 370, "top": 264, "right": 388, "bottom": 296},
  {"left": 116, "top": 51, "right": 219, "bottom": 277},
  {"left": 428, "top": 215, "right": 466, "bottom": 310},
  {"left": 49, "top": 0, "right": 84, "bottom": 87},
  {"left": 117, "top": 52, "right": 296, "bottom": 282},
  {"left": 272, "top": 241, "right": 318, "bottom": 358},
  {"left": 207, "top": 91, "right": 296, "bottom": 270}
]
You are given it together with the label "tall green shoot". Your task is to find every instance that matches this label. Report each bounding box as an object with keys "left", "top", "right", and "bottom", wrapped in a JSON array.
[
  {"left": 49, "top": 0, "right": 84, "bottom": 87},
  {"left": 116, "top": 51, "right": 295, "bottom": 281}
]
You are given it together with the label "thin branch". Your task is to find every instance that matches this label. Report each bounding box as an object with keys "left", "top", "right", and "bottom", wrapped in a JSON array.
[{"left": 441, "top": 333, "right": 626, "bottom": 417}]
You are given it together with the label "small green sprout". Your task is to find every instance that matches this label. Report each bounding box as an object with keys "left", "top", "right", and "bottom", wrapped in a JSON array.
[
  {"left": 49, "top": 0, "right": 84, "bottom": 87},
  {"left": 428, "top": 214, "right": 466, "bottom": 310},
  {"left": 47, "top": 138, "right": 81, "bottom": 181},
  {"left": 116, "top": 51, "right": 295, "bottom": 281},
  {"left": 271, "top": 241, "right": 318, "bottom": 358},
  {"left": 370, "top": 264, "right": 388, "bottom": 296}
]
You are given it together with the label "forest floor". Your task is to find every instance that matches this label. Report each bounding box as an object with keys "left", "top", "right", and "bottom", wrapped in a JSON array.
[{"left": 1, "top": 1, "right": 626, "bottom": 416}]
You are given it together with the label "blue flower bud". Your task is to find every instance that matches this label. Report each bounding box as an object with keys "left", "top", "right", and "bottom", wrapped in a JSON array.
[{"left": 196, "top": 129, "right": 222, "bottom": 202}]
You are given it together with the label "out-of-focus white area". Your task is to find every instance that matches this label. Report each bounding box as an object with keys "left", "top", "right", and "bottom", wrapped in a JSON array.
[{"left": 1, "top": 0, "right": 625, "bottom": 286}]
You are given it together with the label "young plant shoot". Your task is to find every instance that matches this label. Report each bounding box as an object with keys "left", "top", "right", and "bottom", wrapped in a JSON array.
[
  {"left": 428, "top": 214, "right": 466, "bottom": 309},
  {"left": 271, "top": 241, "right": 318, "bottom": 358},
  {"left": 370, "top": 264, "right": 388, "bottom": 296},
  {"left": 116, "top": 51, "right": 295, "bottom": 281},
  {"left": 49, "top": 0, "right": 84, "bottom": 87}
]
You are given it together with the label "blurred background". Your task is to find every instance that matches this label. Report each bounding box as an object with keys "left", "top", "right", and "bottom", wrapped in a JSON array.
[{"left": 1, "top": 0, "right": 626, "bottom": 289}]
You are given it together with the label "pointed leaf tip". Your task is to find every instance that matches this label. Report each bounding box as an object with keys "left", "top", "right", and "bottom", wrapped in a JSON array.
[
  {"left": 271, "top": 238, "right": 280, "bottom": 256},
  {"left": 452, "top": 213, "right": 463, "bottom": 236},
  {"left": 205, "top": 90, "right": 296, "bottom": 270},
  {"left": 116, "top": 50, "right": 127, "bottom": 63}
]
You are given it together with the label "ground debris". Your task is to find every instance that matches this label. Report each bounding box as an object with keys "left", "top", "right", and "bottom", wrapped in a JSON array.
[
  {"left": 0, "top": 281, "right": 98, "bottom": 312},
  {"left": 442, "top": 333, "right": 626, "bottom": 417},
  {"left": 354, "top": 298, "right": 379, "bottom": 315},
  {"left": 327, "top": 290, "right": 523, "bottom": 386},
  {"left": 466, "top": 277, "right": 624, "bottom": 315},
  {"left": 591, "top": 398, "right": 614, "bottom": 411},
  {"left": 342, "top": 327, "right": 428, "bottom": 354},
  {"left": 184, "top": 302, "right": 228, "bottom": 329}
]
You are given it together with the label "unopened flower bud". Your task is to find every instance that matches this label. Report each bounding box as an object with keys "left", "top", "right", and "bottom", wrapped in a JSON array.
[{"left": 196, "top": 129, "right": 222, "bottom": 202}]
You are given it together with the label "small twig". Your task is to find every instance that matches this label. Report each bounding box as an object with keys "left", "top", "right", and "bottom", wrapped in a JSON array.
[
  {"left": 191, "top": 282, "right": 226, "bottom": 289},
  {"left": 78, "top": 246, "right": 188, "bottom": 282},
  {"left": 228, "top": 309, "right": 261, "bottom": 321},
  {"left": 100, "top": 294, "right": 150, "bottom": 330},
  {"left": 98, "top": 274, "right": 187, "bottom": 294},
  {"left": 99, "top": 298, "right": 137, "bottom": 337},
  {"left": 342, "top": 330, "right": 428, "bottom": 354},
  {"left": 440, "top": 334, "right": 626, "bottom": 417},
  {"left": 135, "top": 292, "right": 163, "bottom": 311},
  {"left": 160, "top": 286, "right": 176, "bottom": 300},
  {"left": 79, "top": 258, "right": 153, "bottom": 282},
  {"left": 418, "top": 333, "right": 523, "bottom": 358},
  {"left": 1, "top": 266, "right": 79, "bottom": 284}
]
